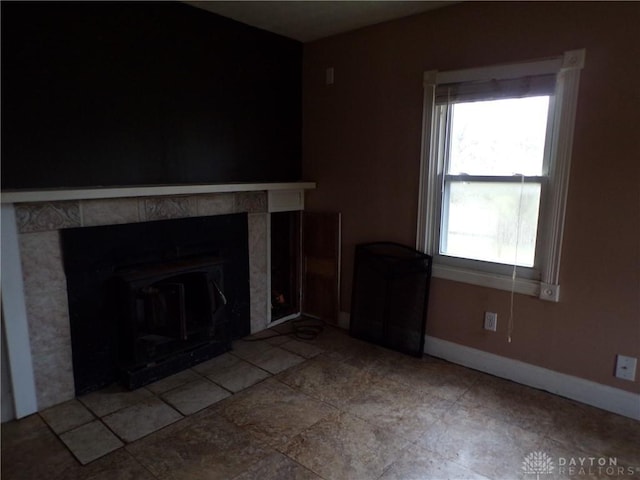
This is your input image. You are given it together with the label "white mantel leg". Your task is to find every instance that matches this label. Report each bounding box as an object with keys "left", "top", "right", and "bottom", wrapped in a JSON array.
[{"left": 1, "top": 204, "right": 38, "bottom": 419}]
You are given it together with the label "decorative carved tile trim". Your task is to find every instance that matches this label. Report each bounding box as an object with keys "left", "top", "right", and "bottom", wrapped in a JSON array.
[
  {"left": 16, "top": 202, "right": 81, "bottom": 233},
  {"left": 196, "top": 193, "right": 236, "bottom": 217},
  {"left": 81, "top": 198, "right": 140, "bottom": 227},
  {"left": 139, "top": 196, "right": 197, "bottom": 222},
  {"left": 235, "top": 192, "right": 267, "bottom": 213}
]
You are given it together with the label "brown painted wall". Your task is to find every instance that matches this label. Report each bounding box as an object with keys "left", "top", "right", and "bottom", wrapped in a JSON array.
[{"left": 302, "top": 1, "right": 640, "bottom": 393}]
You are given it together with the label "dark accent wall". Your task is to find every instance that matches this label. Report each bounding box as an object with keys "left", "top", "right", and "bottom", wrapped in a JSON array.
[{"left": 1, "top": 2, "right": 302, "bottom": 189}]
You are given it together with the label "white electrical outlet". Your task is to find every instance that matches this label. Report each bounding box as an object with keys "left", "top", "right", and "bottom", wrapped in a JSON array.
[
  {"left": 615, "top": 355, "right": 637, "bottom": 381},
  {"left": 484, "top": 312, "right": 497, "bottom": 332}
]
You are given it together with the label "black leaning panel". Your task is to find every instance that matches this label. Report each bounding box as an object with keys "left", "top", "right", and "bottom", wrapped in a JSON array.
[
  {"left": 1, "top": 2, "right": 302, "bottom": 189},
  {"left": 350, "top": 242, "right": 432, "bottom": 357},
  {"left": 60, "top": 214, "right": 250, "bottom": 395}
]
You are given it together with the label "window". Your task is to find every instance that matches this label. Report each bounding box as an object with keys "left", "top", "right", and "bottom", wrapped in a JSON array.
[{"left": 417, "top": 50, "right": 585, "bottom": 301}]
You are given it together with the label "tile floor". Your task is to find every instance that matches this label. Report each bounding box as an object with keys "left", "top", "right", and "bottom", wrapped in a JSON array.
[{"left": 2, "top": 320, "right": 639, "bottom": 480}]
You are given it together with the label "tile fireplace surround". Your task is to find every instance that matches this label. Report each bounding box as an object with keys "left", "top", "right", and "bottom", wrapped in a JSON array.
[{"left": 1, "top": 182, "right": 315, "bottom": 420}]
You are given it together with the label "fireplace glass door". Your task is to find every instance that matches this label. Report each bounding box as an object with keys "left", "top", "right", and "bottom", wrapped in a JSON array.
[{"left": 116, "top": 257, "right": 230, "bottom": 388}]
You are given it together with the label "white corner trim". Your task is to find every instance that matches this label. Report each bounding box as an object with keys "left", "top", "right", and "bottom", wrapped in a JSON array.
[
  {"left": 267, "top": 189, "right": 305, "bottom": 213},
  {"left": 423, "top": 70, "right": 437, "bottom": 86},
  {"left": 562, "top": 49, "right": 586, "bottom": 70},
  {"left": 1, "top": 204, "right": 38, "bottom": 418},
  {"left": 424, "top": 335, "right": 640, "bottom": 421},
  {"left": 539, "top": 282, "right": 560, "bottom": 302}
]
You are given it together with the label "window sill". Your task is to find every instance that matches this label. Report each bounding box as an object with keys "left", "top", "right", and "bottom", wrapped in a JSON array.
[{"left": 432, "top": 263, "right": 560, "bottom": 301}]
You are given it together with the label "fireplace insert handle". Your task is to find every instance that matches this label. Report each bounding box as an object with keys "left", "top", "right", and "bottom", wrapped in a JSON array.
[
  {"left": 208, "top": 279, "right": 228, "bottom": 335},
  {"left": 210, "top": 280, "right": 227, "bottom": 306}
]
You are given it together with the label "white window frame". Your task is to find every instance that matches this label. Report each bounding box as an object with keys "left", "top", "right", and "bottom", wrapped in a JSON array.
[{"left": 416, "top": 49, "right": 585, "bottom": 302}]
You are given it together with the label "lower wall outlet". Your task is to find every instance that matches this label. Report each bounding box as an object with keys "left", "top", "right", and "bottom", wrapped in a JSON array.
[
  {"left": 615, "top": 355, "right": 637, "bottom": 381},
  {"left": 484, "top": 312, "right": 497, "bottom": 332}
]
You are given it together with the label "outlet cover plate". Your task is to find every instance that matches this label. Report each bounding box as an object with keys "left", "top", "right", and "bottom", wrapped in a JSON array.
[
  {"left": 484, "top": 312, "right": 497, "bottom": 332},
  {"left": 615, "top": 355, "right": 637, "bottom": 381}
]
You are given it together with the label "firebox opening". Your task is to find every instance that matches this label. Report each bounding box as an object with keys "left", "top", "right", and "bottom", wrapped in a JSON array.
[
  {"left": 115, "top": 257, "right": 230, "bottom": 389},
  {"left": 61, "top": 213, "right": 250, "bottom": 396}
]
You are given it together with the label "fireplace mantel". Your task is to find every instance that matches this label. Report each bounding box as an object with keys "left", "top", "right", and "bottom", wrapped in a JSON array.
[
  {"left": 1, "top": 182, "right": 316, "bottom": 204},
  {"left": 1, "top": 181, "right": 315, "bottom": 420}
]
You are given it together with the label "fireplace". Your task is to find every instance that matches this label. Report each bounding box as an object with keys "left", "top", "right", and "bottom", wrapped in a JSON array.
[
  {"left": 1, "top": 184, "right": 313, "bottom": 417},
  {"left": 61, "top": 213, "right": 250, "bottom": 395},
  {"left": 115, "top": 256, "right": 229, "bottom": 389}
]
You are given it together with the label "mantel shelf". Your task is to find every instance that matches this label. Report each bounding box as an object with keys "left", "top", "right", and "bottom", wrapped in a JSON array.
[{"left": 1, "top": 182, "right": 316, "bottom": 204}]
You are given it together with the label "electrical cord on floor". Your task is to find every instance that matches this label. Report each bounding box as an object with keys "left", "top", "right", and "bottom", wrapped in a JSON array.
[
  {"left": 290, "top": 316, "right": 325, "bottom": 340},
  {"left": 243, "top": 315, "right": 325, "bottom": 342}
]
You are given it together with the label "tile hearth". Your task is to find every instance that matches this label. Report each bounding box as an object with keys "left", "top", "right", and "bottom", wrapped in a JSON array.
[
  {"left": 2, "top": 322, "right": 639, "bottom": 480},
  {"left": 36, "top": 336, "right": 309, "bottom": 465}
]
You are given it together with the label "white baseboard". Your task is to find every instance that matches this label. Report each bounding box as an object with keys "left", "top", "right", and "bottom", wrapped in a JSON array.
[
  {"left": 424, "top": 336, "right": 640, "bottom": 421},
  {"left": 338, "top": 311, "right": 639, "bottom": 420}
]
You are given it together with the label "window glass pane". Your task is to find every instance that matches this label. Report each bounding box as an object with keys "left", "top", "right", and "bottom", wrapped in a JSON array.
[
  {"left": 441, "top": 182, "right": 541, "bottom": 267},
  {"left": 448, "top": 96, "right": 549, "bottom": 176}
]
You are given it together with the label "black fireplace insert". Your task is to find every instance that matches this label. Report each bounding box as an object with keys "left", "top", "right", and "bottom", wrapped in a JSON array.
[
  {"left": 61, "top": 213, "right": 250, "bottom": 395},
  {"left": 114, "top": 256, "right": 230, "bottom": 389}
]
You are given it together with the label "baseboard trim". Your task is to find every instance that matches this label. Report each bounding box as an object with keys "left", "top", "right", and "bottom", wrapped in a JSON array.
[{"left": 424, "top": 335, "right": 640, "bottom": 421}]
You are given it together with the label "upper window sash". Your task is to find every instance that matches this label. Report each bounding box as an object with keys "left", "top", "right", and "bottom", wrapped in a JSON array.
[
  {"left": 416, "top": 50, "right": 586, "bottom": 302},
  {"left": 439, "top": 94, "right": 555, "bottom": 178},
  {"left": 435, "top": 73, "right": 556, "bottom": 105}
]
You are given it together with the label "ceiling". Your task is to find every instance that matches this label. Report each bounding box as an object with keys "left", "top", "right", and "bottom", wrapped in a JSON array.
[{"left": 186, "top": 1, "right": 456, "bottom": 43}]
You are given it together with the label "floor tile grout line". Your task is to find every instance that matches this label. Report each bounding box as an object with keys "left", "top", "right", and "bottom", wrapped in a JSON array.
[
  {"left": 61, "top": 388, "right": 186, "bottom": 462},
  {"left": 156, "top": 369, "right": 236, "bottom": 398},
  {"left": 121, "top": 445, "right": 165, "bottom": 480},
  {"left": 42, "top": 412, "right": 125, "bottom": 466},
  {"left": 77, "top": 386, "right": 156, "bottom": 418},
  {"left": 37, "top": 406, "right": 97, "bottom": 437},
  {"left": 223, "top": 449, "right": 283, "bottom": 480},
  {"left": 227, "top": 351, "right": 278, "bottom": 377}
]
